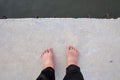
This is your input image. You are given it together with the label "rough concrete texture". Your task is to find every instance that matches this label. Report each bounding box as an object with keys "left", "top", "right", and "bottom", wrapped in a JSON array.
[{"left": 0, "top": 18, "right": 120, "bottom": 80}]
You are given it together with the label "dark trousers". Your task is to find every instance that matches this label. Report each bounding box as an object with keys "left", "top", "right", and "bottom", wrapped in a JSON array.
[{"left": 36, "top": 64, "right": 84, "bottom": 80}]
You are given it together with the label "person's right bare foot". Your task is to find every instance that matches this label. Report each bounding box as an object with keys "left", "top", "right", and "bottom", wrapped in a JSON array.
[
  {"left": 66, "top": 46, "right": 79, "bottom": 67},
  {"left": 41, "top": 48, "right": 54, "bottom": 69}
]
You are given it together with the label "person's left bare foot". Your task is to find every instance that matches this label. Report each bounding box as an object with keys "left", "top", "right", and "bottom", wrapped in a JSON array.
[{"left": 40, "top": 48, "right": 54, "bottom": 69}]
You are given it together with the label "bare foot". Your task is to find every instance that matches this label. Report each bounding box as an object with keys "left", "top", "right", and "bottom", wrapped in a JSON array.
[
  {"left": 41, "top": 48, "right": 54, "bottom": 69},
  {"left": 66, "top": 46, "right": 79, "bottom": 67}
]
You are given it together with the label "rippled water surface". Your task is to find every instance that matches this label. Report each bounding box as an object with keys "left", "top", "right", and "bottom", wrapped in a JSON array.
[{"left": 0, "top": 0, "right": 120, "bottom": 18}]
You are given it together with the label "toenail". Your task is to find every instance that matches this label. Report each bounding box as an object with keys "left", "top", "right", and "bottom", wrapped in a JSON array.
[
  {"left": 69, "top": 47, "right": 71, "bottom": 50},
  {"left": 68, "top": 46, "right": 71, "bottom": 49},
  {"left": 49, "top": 48, "right": 52, "bottom": 52},
  {"left": 76, "top": 50, "right": 78, "bottom": 52},
  {"left": 47, "top": 49, "right": 49, "bottom": 53},
  {"left": 44, "top": 50, "right": 46, "bottom": 53},
  {"left": 41, "top": 53, "right": 43, "bottom": 57},
  {"left": 43, "top": 52, "right": 45, "bottom": 54},
  {"left": 70, "top": 47, "right": 73, "bottom": 49},
  {"left": 73, "top": 48, "right": 75, "bottom": 50}
]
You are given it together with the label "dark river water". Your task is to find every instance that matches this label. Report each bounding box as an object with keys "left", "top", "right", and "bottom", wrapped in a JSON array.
[{"left": 0, "top": 0, "right": 120, "bottom": 18}]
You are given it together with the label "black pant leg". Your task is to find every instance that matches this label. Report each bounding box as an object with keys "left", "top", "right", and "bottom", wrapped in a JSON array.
[
  {"left": 36, "top": 67, "right": 55, "bottom": 80},
  {"left": 63, "top": 64, "right": 84, "bottom": 80}
]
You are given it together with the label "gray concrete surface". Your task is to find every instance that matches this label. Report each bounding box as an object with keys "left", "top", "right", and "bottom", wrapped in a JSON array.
[{"left": 0, "top": 18, "right": 120, "bottom": 80}]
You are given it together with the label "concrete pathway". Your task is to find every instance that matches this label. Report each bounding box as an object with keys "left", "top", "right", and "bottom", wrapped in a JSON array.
[{"left": 0, "top": 18, "right": 120, "bottom": 80}]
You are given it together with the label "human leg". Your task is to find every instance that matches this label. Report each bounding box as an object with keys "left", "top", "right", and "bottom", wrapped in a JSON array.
[
  {"left": 63, "top": 46, "right": 84, "bottom": 80},
  {"left": 36, "top": 48, "right": 55, "bottom": 80}
]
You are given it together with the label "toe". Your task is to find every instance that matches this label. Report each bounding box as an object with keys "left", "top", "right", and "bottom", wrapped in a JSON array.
[
  {"left": 40, "top": 53, "right": 43, "bottom": 57},
  {"left": 74, "top": 47, "right": 78, "bottom": 52},
  {"left": 44, "top": 50, "right": 47, "bottom": 53},
  {"left": 76, "top": 48, "right": 78, "bottom": 52},
  {"left": 49, "top": 48, "right": 52, "bottom": 52},
  {"left": 66, "top": 46, "right": 69, "bottom": 53},
  {"left": 69, "top": 46, "right": 73, "bottom": 50},
  {"left": 47, "top": 49, "right": 49, "bottom": 53},
  {"left": 71, "top": 46, "right": 76, "bottom": 51},
  {"left": 41, "top": 51, "right": 44, "bottom": 57},
  {"left": 70, "top": 46, "right": 74, "bottom": 50}
]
